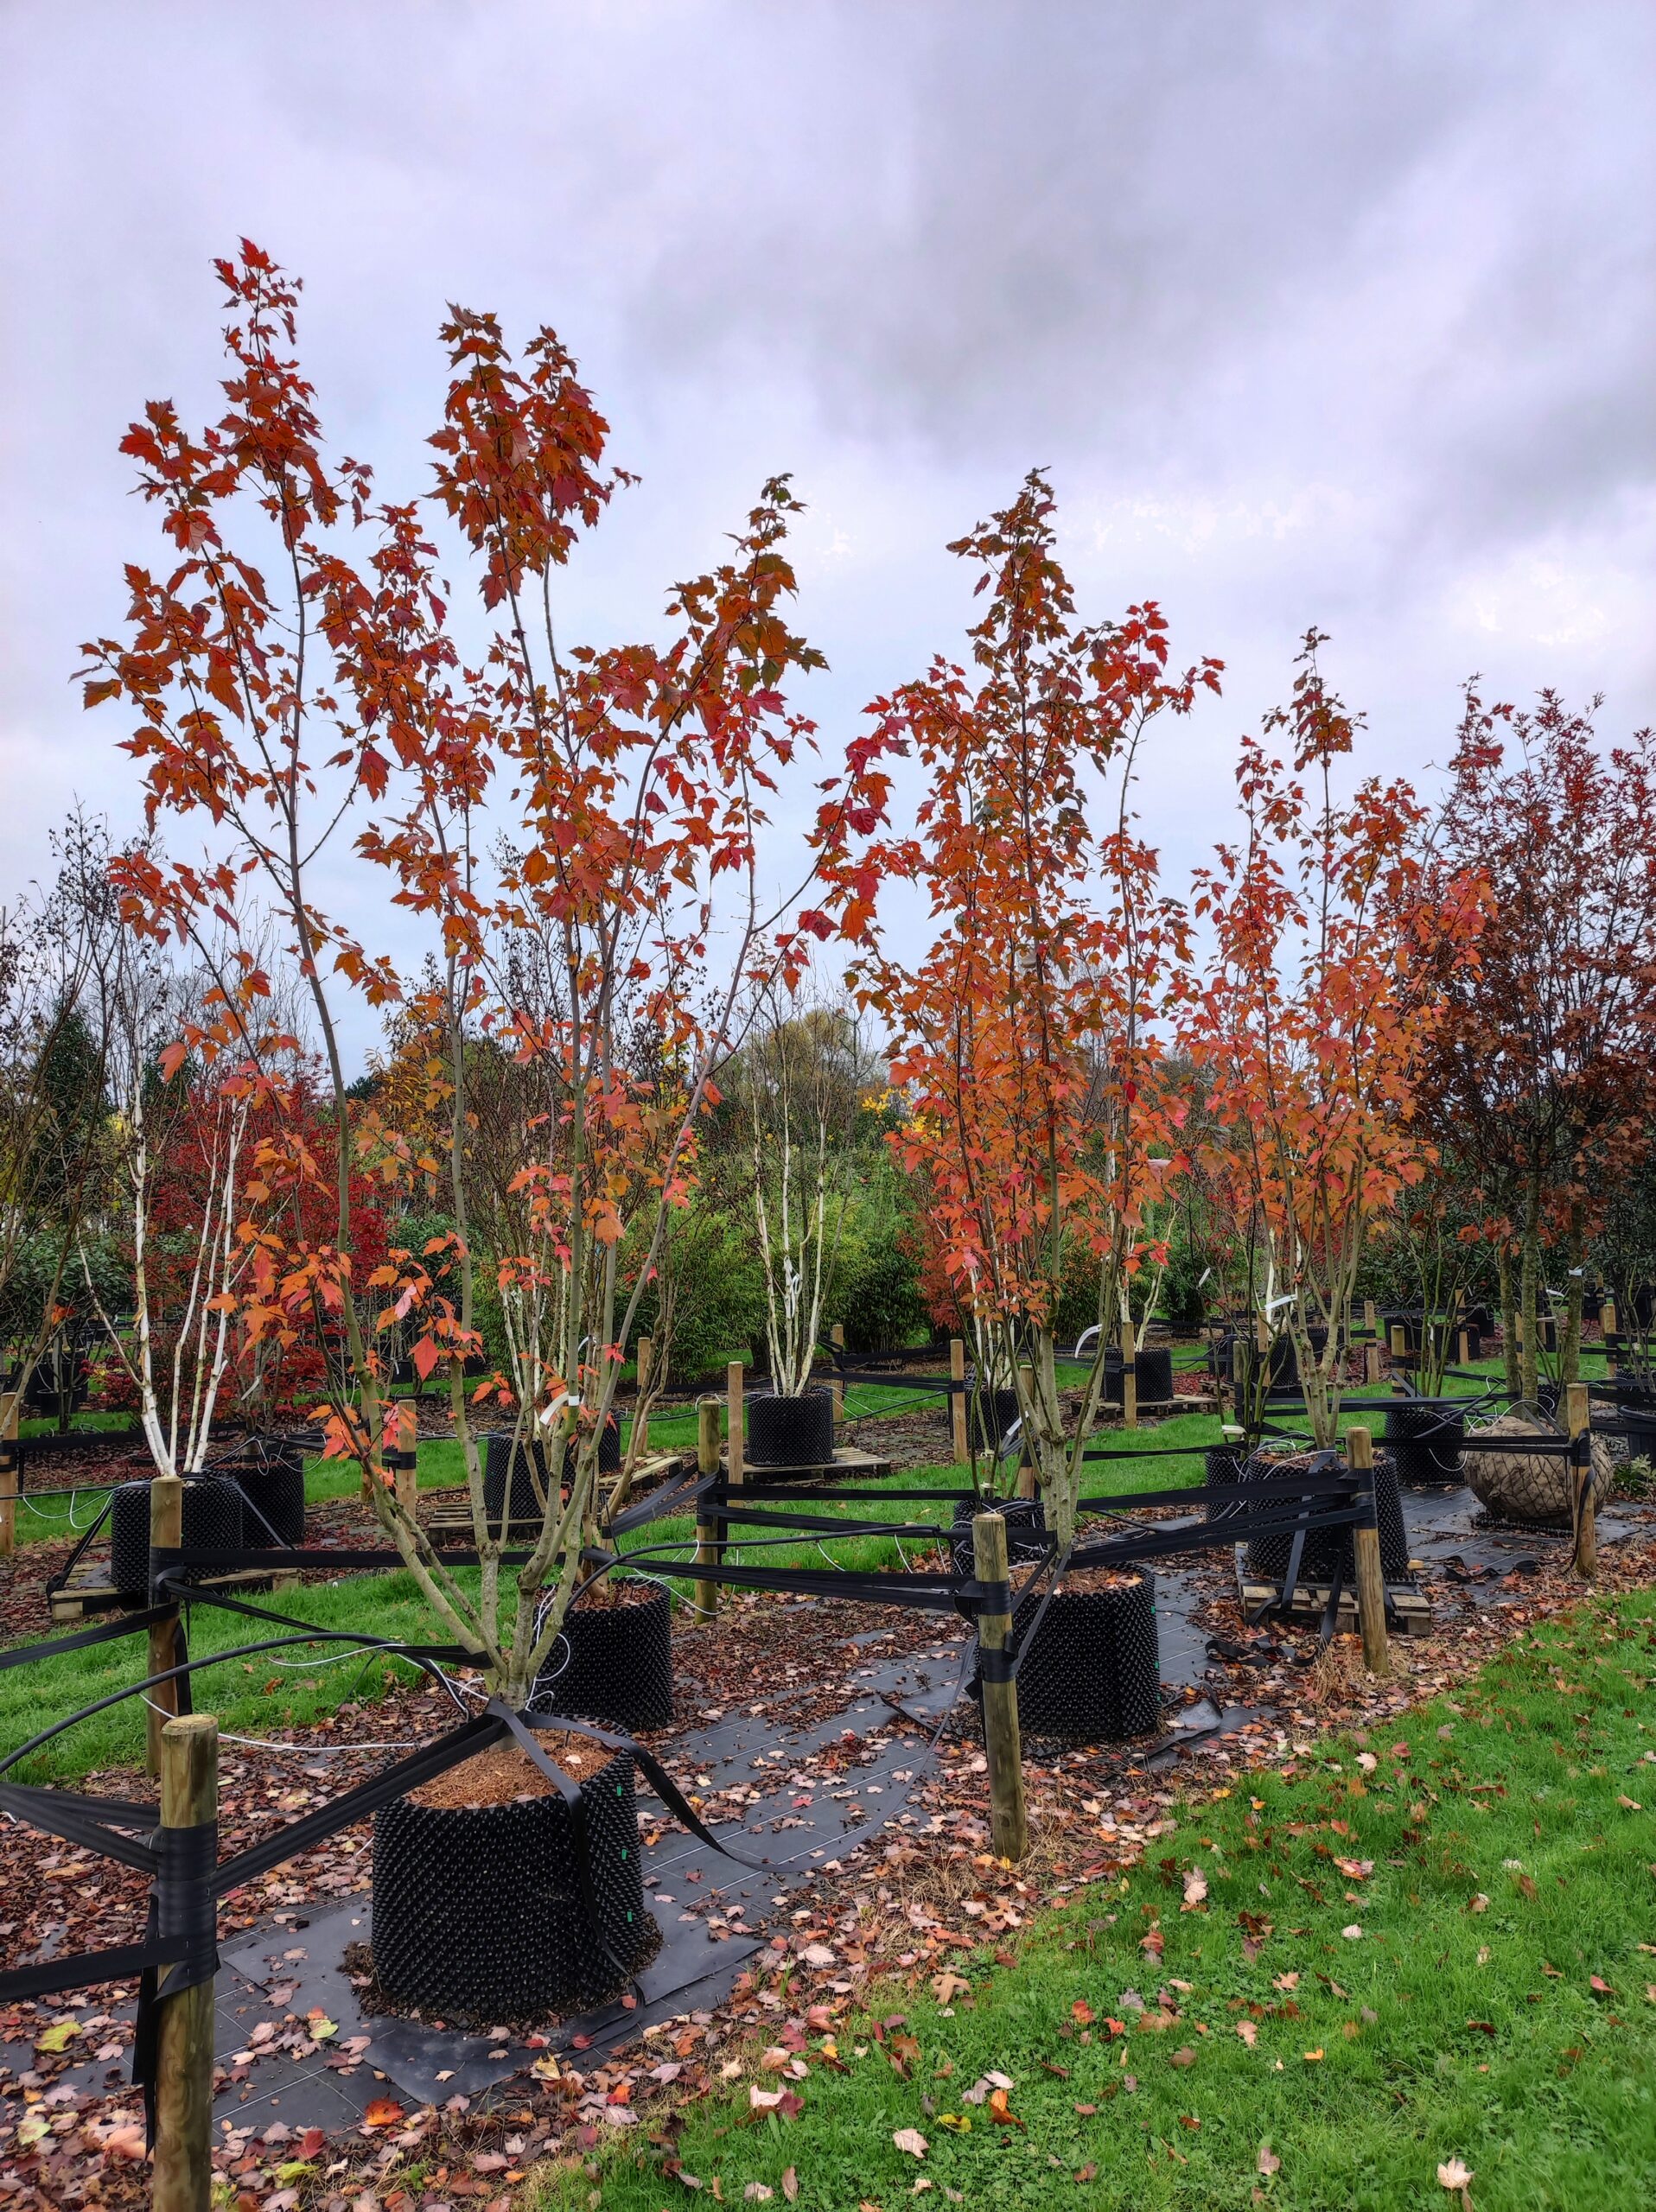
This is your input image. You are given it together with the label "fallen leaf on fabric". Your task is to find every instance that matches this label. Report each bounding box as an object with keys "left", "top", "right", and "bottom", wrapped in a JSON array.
[{"left": 362, "top": 2100, "right": 404, "bottom": 2130}]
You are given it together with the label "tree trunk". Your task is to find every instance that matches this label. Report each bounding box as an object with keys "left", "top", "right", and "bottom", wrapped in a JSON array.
[
  {"left": 1561, "top": 1202, "right": 1584, "bottom": 1387},
  {"left": 1498, "top": 1245, "right": 1519, "bottom": 1399},
  {"left": 1519, "top": 1185, "right": 1541, "bottom": 1402}
]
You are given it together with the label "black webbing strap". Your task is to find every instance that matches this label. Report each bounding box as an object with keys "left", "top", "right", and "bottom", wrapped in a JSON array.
[
  {"left": 486, "top": 1702, "right": 644, "bottom": 1998},
  {"left": 132, "top": 1820, "right": 219, "bottom": 2145},
  {"left": 0, "top": 1783, "right": 158, "bottom": 1867},
  {"left": 0, "top": 1602, "right": 175, "bottom": 1674},
  {"left": 606, "top": 1468, "right": 717, "bottom": 1535},
  {"left": 210, "top": 1714, "right": 505, "bottom": 1895},
  {"left": 513, "top": 1708, "right": 779, "bottom": 1873}
]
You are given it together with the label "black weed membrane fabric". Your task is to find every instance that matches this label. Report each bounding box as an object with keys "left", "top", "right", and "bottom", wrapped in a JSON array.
[
  {"left": 1385, "top": 1401, "right": 1467, "bottom": 1484},
  {"left": 1242, "top": 1448, "right": 1410, "bottom": 1583},
  {"left": 370, "top": 1745, "right": 657, "bottom": 2019},
  {"left": 1001, "top": 1569, "right": 1161, "bottom": 1743},
  {"left": 746, "top": 1388, "right": 836, "bottom": 1468},
  {"left": 109, "top": 1476, "right": 245, "bottom": 1594},
  {"left": 529, "top": 1581, "right": 674, "bottom": 1731}
]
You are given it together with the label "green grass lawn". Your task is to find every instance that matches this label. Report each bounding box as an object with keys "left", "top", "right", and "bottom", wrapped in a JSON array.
[{"left": 542, "top": 1586, "right": 1656, "bottom": 2212}]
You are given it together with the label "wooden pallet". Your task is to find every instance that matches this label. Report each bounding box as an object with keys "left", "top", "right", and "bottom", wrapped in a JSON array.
[
  {"left": 732, "top": 1443, "right": 895, "bottom": 1483},
  {"left": 422, "top": 1452, "right": 693, "bottom": 1540},
  {"left": 49, "top": 1560, "right": 298, "bottom": 1625},
  {"left": 1235, "top": 1556, "right": 1432, "bottom": 1637},
  {"left": 1100, "top": 1395, "right": 1220, "bottom": 1418}
]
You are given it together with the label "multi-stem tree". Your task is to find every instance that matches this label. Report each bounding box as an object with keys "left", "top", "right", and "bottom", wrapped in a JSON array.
[
  {"left": 1415, "top": 688, "right": 1656, "bottom": 1395},
  {"left": 1184, "top": 634, "right": 1486, "bottom": 1449},
  {"left": 856, "top": 474, "right": 1219, "bottom": 1545},
  {"left": 84, "top": 246, "right": 891, "bottom": 1703},
  {"left": 80, "top": 936, "right": 270, "bottom": 1477}
]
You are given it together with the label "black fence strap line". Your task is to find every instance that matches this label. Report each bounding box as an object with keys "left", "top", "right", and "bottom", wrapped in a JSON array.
[
  {"left": 0, "top": 1602, "right": 177, "bottom": 1675},
  {"left": 0, "top": 1938, "right": 181, "bottom": 2007},
  {"left": 1460, "top": 1433, "right": 1578, "bottom": 1459},
  {"left": 1077, "top": 1440, "right": 1234, "bottom": 1463},
  {"left": 605, "top": 1468, "right": 718, "bottom": 1535},
  {"left": 697, "top": 1503, "right": 959, "bottom": 1541},
  {"left": 0, "top": 1782, "right": 160, "bottom": 1868}
]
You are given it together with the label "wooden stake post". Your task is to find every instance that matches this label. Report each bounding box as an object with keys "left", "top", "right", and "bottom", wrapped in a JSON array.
[
  {"left": 1567, "top": 1379, "right": 1596, "bottom": 1580},
  {"left": 949, "top": 1338, "right": 969, "bottom": 1465},
  {"left": 1602, "top": 1300, "right": 1619, "bottom": 1379},
  {"left": 693, "top": 1396, "right": 723, "bottom": 1622},
  {"left": 634, "top": 1335, "right": 653, "bottom": 1463},
  {"left": 1346, "top": 1427, "right": 1391, "bottom": 1676},
  {"left": 153, "top": 1712, "right": 218, "bottom": 2212},
  {"left": 1364, "top": 1340, "right": 1382, "bottom": 1387},
  {"left": 146, "top": 1475, "right": 185, "bottom": 1780},
  {"left": 726, "top": 1360, "right": 745, "bottom": 1486},
  {"left": 971, "top": 1510, "right": 1028, "bottom": 1861}
]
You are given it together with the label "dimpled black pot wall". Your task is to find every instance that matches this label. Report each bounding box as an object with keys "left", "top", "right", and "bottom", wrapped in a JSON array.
[
  {"left": 371, "top": 1742, "right": 655, "bottom": 2019},
  {"left": 746, "top": 1388, "right": 835, "bottom": 1470}
]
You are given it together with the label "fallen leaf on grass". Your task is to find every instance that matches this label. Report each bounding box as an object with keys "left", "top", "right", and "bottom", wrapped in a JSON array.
[
  {"left": 1341, "top": 1925, "right": 1364, "bottom": 1942},
  {"left": 931, "top": 1972, "right": 970, "bottom": 2003},
  {"left": 1169, "top": 2048, "right": 1197, "bottom": 2068},
  {"left": 1071, "top": 1999, "right": 1094, "bottom": 2024},
  {"left": 781, "top": 2171, "right": 799, "bottom": 2203},
  {"left": 1257, "top": 2142, "right": 1282, "bottom": 2175},
  {"left": 1182, "top": 1869, "right": 1208, "bottom": 1910},
  {"left": 986, "top": 2087, "right": 1022, "bottom": 2128},
  {"left": 893, "top": 2129, "right": 928, "bottom": 2158},
  {"left": 1140, "top": 1928, "right": 1164, "bottom": 1961},
  {"left": 1437, "top": 2156, "right": 1474, "bottom": 2190},
  {"left": 936, "top": 2114, "right": 971, "bottom": 2134},
  {"left": 1236, "top": 2021, "right": 1258, "bottom": 2048},
  {"left": 1303, "top": 2050, "right": 1324, "bottom": 2063},
  {"left": 743, "top": 2188, "right": 774, "bottom": 2204}
]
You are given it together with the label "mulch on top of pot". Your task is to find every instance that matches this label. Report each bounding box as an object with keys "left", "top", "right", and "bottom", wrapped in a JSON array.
[{"left": 406, "top": 1734, "right": 611, "bottom": 1807}]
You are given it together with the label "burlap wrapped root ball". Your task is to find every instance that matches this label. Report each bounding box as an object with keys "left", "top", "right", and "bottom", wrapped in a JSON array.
[{"left": 1462, "top": 1403, "right": 1616, "bottom": 1528}]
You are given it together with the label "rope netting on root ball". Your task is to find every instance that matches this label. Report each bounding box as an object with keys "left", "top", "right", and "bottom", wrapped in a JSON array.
[{"left": 1462, "top": 1405, "right": 1615, "bottom": 1527}]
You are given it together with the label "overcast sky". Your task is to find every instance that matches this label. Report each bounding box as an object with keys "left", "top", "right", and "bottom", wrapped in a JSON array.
[{"left": 3, "top": 2, "right": 1651, "bottom": 1062}]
